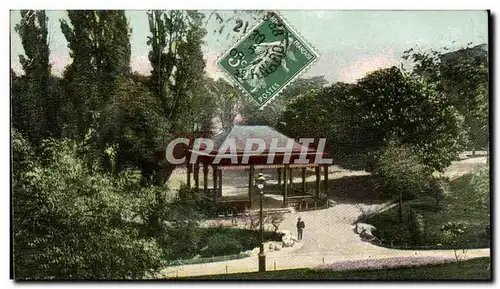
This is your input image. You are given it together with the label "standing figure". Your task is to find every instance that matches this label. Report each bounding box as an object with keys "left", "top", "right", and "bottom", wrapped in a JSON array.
[{"left": 296, "top": 217, "right": 305, "bottom": 241}]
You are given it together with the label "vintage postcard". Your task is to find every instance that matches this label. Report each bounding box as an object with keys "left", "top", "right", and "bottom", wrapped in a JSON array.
[{"left": 10, "top": 9, "right": 490, "bottom": 280}]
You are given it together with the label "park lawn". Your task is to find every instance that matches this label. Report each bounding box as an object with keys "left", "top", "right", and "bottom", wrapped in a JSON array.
[
  {"left": 365, "top": 172, "right": 490, "bottom": 249},
  {"left": 185, "top": 257, "right": 490, "bottom": 280}
]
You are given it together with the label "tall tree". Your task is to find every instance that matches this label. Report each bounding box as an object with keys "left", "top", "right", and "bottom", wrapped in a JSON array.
[
  {"left": 147, "top": 10, "right": 211, "bottom": 131},
  {"left": 60, "top": 10, "right": 131, "bottom": 140},
  {"left": 146, "top": 10, "right": 215, "bottom": 185},
  {"left": 60, "top": 10, "right": 132, "bottom": 170},
  {"left": 283, "top": 67, "right": 467, "bottom": 172},
  {"left": 354, "top": 67, "right": 467, "bottom": 171},
  {"left": 206, "top": 78, "right": 241, "bottom": 132},
  {"left": 281, "top": 82, "right": 367, "bottom": 169},
  {"left": 403, "top": 44, "right": 489, "bottom": 153},
  {"left": 242, "top": 76, "right": 328, "bottom": 128},
  {"left": 13, "top": 10, "right": 59, "bottom": 143}
]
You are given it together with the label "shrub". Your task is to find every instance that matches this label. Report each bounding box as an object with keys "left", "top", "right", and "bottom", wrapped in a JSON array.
[
  {"left": 441, "top": 222, "right": 467, "bottom": 262},
  {"left": 201, "top": 234, "right": 243, "bottom": 257},
  {"left": 467, "top": 167, "right": 490, "bottom": 211},
  {"left": 245, "top": 211, "right": 285, "bottom": 232},
  {"left": 373, "top": 140, "right": 433, "bottom": 201},
  {"left": 423, "top": 177, "right": 447, "bottom": 209},
  {"left": 408, "top": 209, "right": 426, "bottom": 245}
]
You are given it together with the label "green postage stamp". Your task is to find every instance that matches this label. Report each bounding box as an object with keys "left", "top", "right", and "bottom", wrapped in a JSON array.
[{"left": 217, "top": 12, "right": 318, "bottom": 108}]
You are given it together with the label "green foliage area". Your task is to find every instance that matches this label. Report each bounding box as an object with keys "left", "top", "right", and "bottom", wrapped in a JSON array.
[
  {"left": 12, "top": 10, "right": 221, "bottom": 185},
  {"left": 465, "top": 167, "right": 490, "bottom": 212},
  {"left": 164, "top": 227, "right": 282, "bottom": 261},
  {"left": 242, "top": 76, "right": 328, "bottom": 129},
  {"left": 403, "top": 44, "right": 489, "bottom": 152},
  {"left": 372, "top": 140, "right": 444, "bottom": 203},
  {"left": 199, "top": 228, "right": 282, "bottom": 257},
  {"left": 10, "top": 9, "right": 489, "bottom": 280},
  {"left": 13, "top": 11, "right": 59, "bottom": 143},
  {"left": 282, "top": 67, "right": 468, "bottom": 172},
  {"left": 201, "top": 234, "right": 243, "bottom": 257},
  {"left": 12, "top": 130, "right": 167, "bottom": 279},
  {"left": 207, "top": 78, "right": 242, "bottom": 132},
  {"left": 365, "top": 167, "right": 490, "bottom": 250},
  {"left": 189, "top": 257, "right": 491, "bottom": 280}
]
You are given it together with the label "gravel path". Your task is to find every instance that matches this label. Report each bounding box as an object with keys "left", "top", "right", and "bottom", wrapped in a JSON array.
[
  {"left": 160, "top": 203, "right": 490, "bottom": 278},
  {"left": 158, "top": 157, "right": 490, "bottom": 278},
  {"left": 444, "top": 156, "right": 487, "bottom": 179}
]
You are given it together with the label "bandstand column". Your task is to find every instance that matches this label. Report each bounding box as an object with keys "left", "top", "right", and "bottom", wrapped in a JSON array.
[
  {"left": 218, "top": 168, "right": 223, "bottom": 198},
  {"left": 203, "top": 163, "right": 208, "bottom": 195},
  {"left": 248, "top": 165, "right": 254, "bottom": 209},
  {"left": 315, "top": 166, "right": 320, "bottom": 197},
  {"left": 323, "top": 164, "right": 329, "bottom": 196},
  {"left": 187, "top": 164, "right": 192, "bottom": 188},
  {"left": 194, "top": 163, "right": 200, "bottom": 190},
  {"left": 283, "top": 164, "right": 289, "bottom": 208},
  {"left": 301, "top": 167, "right": 306, "bottom": 194},
  {"left": 212, "top": 165, "right": 217, "bottom": 188}
]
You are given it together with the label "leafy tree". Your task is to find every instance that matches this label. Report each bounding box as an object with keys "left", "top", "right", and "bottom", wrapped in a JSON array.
[
  {"left": 206, "top": 77, "right": 241, "bottom": 132},
  {"left": 146, "top": 10, "right": 216, "bottom": 184},
  {"left": 60, "top": 10, "right": 131, "bottom": 141},
  {"left": 147, "top": 10, "right": 211, "bottom": 129},
  {"left": 283, "top": 67, "right": 466, "bottom": 172},
  {"left": 372, "top": 139, "right": 434, "bottom": 220},
  {"left": 12, "top": 130, "right": 166, "bottom": 280},
  {"left": 280, "top": 76, "right": 329, "bottom": 101},
  {"left": 160, "top": 186, "right": 206, "bottom": 259},
  {"left": 403, "top": 44, "right": 489, "bottom": 153},
  {"left": 60, "top": 10, "right": 132, "bottom": 173},
  {"left": 97, "top": 76, "right": 169, "bottom": 179},
  {"left": 354, "top": 67, "right": 466, "bottom": 171},
  {"left": 281, "top": 81, "right": 371, "bottom": 169},
  {"left": 242, "top": 76, "right": 328, "bottom": 128},
  {"left": 13, "top": 10, "right": 61, "bottom": 143}
]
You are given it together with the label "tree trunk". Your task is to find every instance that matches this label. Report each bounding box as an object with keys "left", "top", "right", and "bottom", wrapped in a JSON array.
[{"left": 399, "top": 192, "right": 403, "bottom": 222}]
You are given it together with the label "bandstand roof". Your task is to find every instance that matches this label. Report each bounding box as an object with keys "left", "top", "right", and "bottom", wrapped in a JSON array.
[{"left": 187, "top": 125, "right": 329, "bottom": 167}]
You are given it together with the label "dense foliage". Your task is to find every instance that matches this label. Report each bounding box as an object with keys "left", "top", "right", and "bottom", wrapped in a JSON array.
[
  {"left": 366, "top": 168, "right": 490, "bottom": 250},
  {"left": 372, "top": 140, "right": 434, "bottom": 201},
  {"left": 12, "top": 130, "right": 167, "bottom": 279},
  {"left": 403, "top": 44, "right": 489, "bottom": 153},
  {"left": 11, "top": 9, "right": 489, "bottom": 279},
  {"left": 282, "top": 67, "right": 468, "bottom": 172}
]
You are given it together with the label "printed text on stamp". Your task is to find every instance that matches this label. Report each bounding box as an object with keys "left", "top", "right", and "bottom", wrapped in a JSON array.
[{"left": 217, "top": 12, "right": 318, "bottom": 108}]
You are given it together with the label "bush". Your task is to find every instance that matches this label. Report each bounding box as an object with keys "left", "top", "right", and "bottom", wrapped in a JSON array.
[
  {"left": 12, "top": 131, "right": 166, "bottom": 280},
  {"left": 373, "top": 140, "right": 433, "bottom": 201},
  {"left": 467, "top": 167, "right": 490, "bottom": 210},
  {"left": 408, "top": 209, "right": 426, "bottom": 245},
  {"left": 424, "top": 177, "right": 447, "bottom": 209},
  {"left": 198, "top": 228, "right": 282, "bottom": 257},
  {"left": 201, "top": 234, "right": 243, "bottom": 257}
]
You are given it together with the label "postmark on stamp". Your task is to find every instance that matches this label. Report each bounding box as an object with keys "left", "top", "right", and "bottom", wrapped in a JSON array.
[{"left": 217, "top": 12, "right": 318, "bottom": 108}]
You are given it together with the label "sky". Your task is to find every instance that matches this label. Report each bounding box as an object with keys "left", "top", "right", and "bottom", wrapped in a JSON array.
[{"left": 10, "top": 10, "right": 488, "bottom": 84}]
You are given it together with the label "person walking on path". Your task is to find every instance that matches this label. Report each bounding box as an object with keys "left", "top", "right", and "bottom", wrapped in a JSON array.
[{"left": 296, "top": 217, "right": 305, "bottom": 241}]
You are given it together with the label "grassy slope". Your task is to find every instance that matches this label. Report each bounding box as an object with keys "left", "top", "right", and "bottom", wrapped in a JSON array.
[
  {"left": 365, "top": 172, "right": 490, "bottom": 249},
  {"left": 185, "top": 257, "right": 491, "bottom": 280}
]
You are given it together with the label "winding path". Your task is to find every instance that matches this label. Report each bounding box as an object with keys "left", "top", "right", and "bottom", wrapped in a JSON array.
[
  {"left": 159, "top": 157, "right": 489, "bottom": 278},
  {"left": 160, "top": 204, "right": 489, "bottom": 278}
]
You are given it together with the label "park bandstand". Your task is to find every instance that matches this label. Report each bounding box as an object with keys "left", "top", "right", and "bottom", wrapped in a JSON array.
[{"left": 183, "top": 125, "right": 332, "bottom": 215}]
